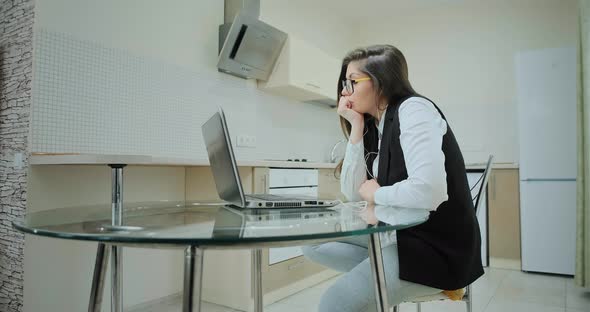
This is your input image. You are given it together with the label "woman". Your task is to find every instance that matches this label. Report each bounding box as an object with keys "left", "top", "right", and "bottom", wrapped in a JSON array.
[{"left": 302, "top": 45, "right": 483, "bottom": 312}]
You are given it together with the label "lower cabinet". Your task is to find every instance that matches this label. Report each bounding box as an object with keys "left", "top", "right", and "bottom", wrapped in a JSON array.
[
  {"left": 255, "top": 167, "right": 338, "bottom": 295},
  {"left": 200, "top": 166, "right": 340, "bottom": 311},
  {"left": 266, "top": 168, "right": 318, "bottom": 264},
  {"left": 487, "top": 168, "right": 521, "bottom": 268}
]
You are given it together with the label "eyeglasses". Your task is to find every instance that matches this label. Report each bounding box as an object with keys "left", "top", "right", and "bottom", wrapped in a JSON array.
[{"left": 341, "top": 77, "right": 371, "bottom": 94}]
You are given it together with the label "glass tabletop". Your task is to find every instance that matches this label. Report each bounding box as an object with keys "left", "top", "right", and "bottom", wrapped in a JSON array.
[{"left": 13, "top": 201, "right": 429, "bottom": 247}]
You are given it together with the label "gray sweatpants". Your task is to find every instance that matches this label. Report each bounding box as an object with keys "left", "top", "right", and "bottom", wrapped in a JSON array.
[{"left": 301, "top": 235, "right": 442, "bottom": 312}]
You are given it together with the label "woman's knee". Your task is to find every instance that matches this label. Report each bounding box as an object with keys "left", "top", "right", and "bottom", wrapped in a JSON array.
[
  {"left": 302, "top": 242, "right": 368, "bottom": 273},
  {"left": 318, "top": 278, "right": 372, "bottom": 312}
]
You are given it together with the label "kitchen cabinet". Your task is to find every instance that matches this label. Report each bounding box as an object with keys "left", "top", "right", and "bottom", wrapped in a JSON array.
[
  {"left": 253, "top": 168, "right": 338, "bottom": 282},
  {"left": 194, "top": 166, "right": 338, "bottom": 311},
  {"left": 257, "top": 36, "right": 341, "bottom": 107},
  {"left": 266, "top": 168, "right": 318, "bottom": 264},
  {"left": 318, "top": 167, "right": 345, "bottom": 201},
  {"left": 26, "top": 160, "right": 340, "bottom": 312},
  {"left": 487, "top": 168, "right": 521, "bottom": 268}
]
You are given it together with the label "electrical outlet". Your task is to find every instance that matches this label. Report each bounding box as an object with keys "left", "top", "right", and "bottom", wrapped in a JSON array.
[
  {"left": 236, "top": 135, "right": 256, "bottom": 148},
  {"left": 246, "top": 135, "right": 257, "bottom": 147}
]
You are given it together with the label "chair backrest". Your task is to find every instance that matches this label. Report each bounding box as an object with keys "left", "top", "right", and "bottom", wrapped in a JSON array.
[
  {"left": 473, "top": 155, "right": 494, "bottom": 214},
  {"left": 401, "top": 155, "right": 494, "bottom": 310}
]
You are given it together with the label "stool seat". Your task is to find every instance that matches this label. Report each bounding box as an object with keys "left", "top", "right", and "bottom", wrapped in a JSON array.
[{"left": 407, "top": 292, "right": 448, "bottom": 302}]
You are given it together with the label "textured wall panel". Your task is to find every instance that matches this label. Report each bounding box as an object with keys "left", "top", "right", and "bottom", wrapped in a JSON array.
[
  {"left": 31, "top": 29, "right": 341, "bottom": 163},
  {"left": 0, "top": 0, "right": 34, "bottom": 311}
]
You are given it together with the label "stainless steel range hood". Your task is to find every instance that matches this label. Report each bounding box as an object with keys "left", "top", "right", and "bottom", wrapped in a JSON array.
[{"left": 217, "top": 0, "right": 287, "bottom": 81}]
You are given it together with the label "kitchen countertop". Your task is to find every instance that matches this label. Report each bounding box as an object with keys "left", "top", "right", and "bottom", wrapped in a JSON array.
[
  {"left": 29, "top": 153, "right": 518, "bottom": 170},
  {"left": 29, "top": 153, "right": 339, "bottom": 169},
  {"left": 466, "top": 162, "right": 519, "bottom": 170}
]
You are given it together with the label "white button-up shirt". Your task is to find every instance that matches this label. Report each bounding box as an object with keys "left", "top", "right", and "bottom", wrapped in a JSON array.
[{"left": 340, "top": 96, "right": 449, "bottom": 244}]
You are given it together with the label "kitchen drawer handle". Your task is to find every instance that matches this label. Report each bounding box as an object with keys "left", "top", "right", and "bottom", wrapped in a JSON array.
[
  {"left": 491, "top": 173, "right": 496, "bottom": 200},
  {"left": 305, "top": 83, "right": 321, "bottom": 89},
  {"left": 263, "top": 174, "right": 268, "bottom": 193}
]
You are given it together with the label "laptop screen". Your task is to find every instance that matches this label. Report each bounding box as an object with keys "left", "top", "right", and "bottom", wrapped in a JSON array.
[{"left": 201, "top": 108, "right": 246, "bottom": 207}]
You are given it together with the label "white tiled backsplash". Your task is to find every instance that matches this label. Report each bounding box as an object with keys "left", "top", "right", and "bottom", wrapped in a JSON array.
[{"left": 31, "top": 29, "right": 342, "bottom": 162}]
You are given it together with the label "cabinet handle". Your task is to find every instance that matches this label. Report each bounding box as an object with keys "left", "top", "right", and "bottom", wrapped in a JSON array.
[
  {"left": 490, "top": 173, "right": 496, "bottom": 200},
  {"left": 263, "top": 174, "right": 268, "bottom": 193},
  {"left": 305, "top": 82, "right": 321, "bottom": 89}
]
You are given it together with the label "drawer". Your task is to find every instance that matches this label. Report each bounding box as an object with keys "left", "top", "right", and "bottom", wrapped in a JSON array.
[
  {"left": 269, "top": 186, "right": 318, "bottom": 197},
  {"left": 269, "top": 169, "right": 318, "bottom": 187},
  {"left": 269, "top": 247, "right": 303, "bottom": 265}
]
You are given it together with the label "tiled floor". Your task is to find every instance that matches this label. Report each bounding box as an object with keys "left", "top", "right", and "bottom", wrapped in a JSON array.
[{"left": 128, "top": 267, "right": 590, "bottom": 312}]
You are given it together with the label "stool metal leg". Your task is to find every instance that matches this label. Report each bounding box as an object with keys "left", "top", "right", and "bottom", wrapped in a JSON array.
[
  {"left": 252, "top": 249, "right": 263, "bottom": 312},
  {"left": 368, "top": 232, "right": 389, "bottom": 312},
  {"left": 88, "top": 243, "right": 110, "bottom": 312},
  {"left": 183, "top": 246, "right": 204, "bottom": 312},
  {"left": 110, "top": 164, "right": 126, "bottom": 312},
  {"left": 466, "top": 284, "right": 472, "bottom": 312}
]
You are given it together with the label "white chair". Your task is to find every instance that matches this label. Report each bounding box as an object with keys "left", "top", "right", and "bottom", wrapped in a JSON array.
[{"left": 393, "top": 155, "right": 494, "bottom": 312}]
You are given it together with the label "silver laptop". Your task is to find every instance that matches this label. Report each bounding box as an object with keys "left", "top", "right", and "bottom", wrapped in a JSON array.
[{"left": 201, "top": 107, "right": 340, "bottom": 209}]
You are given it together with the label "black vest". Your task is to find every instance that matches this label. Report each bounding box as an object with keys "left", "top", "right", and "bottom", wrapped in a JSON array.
[{"left": 365, "top": 96, "right": 484, "bottom": 290}]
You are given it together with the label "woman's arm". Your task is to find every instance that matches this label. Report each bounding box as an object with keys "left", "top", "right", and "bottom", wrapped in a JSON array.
[
  {"left": 340, "top": 119, "right": 367, "bottom": 202},
  {"left": 374, "top": 97, "right": 448, "bottom": 210}
]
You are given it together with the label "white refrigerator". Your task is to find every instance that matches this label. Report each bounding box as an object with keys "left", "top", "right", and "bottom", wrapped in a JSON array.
[{"left": 515, "top": 47, "right": 577, "bottom": 275}]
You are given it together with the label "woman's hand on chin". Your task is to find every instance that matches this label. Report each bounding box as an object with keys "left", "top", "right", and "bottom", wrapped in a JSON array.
[{"left": 337, "top": 96, "right": 363, "bottom": 125}]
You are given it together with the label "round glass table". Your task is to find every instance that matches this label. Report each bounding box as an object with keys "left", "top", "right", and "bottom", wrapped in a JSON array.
[{"left": 13, "top": 201, "right": 429, "bottom": 312}]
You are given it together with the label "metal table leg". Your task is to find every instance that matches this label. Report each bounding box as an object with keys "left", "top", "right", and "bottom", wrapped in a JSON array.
[
  {"left": 368, "top": 232, "right": 389, "bottom": 312},
  {"left": 88, "top": 243, "right": 110, "bottom": 312},
  {"left": 183, "top": 246, "right": 204, "bottom": 312},
  {"left": 252, "top": 249, "right": 263, "bottom": 312},
  {"left": 110, "top": 164, "right": 126, "bottom": 312},
  {"left": 111, "top": 244, "right": 123, "bottom": 312}
]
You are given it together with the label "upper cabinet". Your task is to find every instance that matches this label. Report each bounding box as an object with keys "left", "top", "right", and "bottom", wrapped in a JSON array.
[{"left": 257, "top": 36, "right": 341, "bottom": 107}]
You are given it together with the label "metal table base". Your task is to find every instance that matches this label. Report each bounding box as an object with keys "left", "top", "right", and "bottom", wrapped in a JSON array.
[
  {"left": 183, "top": 246, "right": 204, "bottom": 311},
  {"left": 86, "top": 165, "right": 391, "bottom": 312},
  {"left": 88, "top": 243, "right": 109, "bottom": 312},
  {"left": 178, "top": 233, "right": 389, "bottom": 312},
  {"left": 368, "top": 232, "right": 391, "bottom": 312},
  {"left": 88, "top": 164, "right": 126, "bottom": 312},
  {"left": 87, "top": 233, "right": 391, "bottom": 312}
]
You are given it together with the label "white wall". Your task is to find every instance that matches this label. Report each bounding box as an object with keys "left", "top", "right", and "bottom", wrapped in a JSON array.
[
  {"left": 31, "top": 0, "right": 345, "bottom": 163},
  {"left": 34, "top": 0, "right": 222, "bottom": 71},
  {"left": 31, "top": 0, "right": 580, "bottom": 164},
  {"left": 351, "top": 0, "right": 579, "bottom": 164},
  {"left": 260, "top": 0, "right": 351, "bottom": 59}
]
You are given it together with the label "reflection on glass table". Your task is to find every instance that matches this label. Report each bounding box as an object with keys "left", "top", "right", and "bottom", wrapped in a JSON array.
[{"left": 14, "top": 201, "right": 430, "bottom": 312}]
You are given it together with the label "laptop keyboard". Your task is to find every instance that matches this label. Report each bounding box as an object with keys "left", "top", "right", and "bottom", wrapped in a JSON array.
[{"left": 246, "top": 194, "right": 288, "bottom": 201}]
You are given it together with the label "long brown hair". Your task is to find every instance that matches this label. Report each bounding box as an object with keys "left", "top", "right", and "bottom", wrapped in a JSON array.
[{"left": 335, "top": 45, "right": 418, "bottom": 176}]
